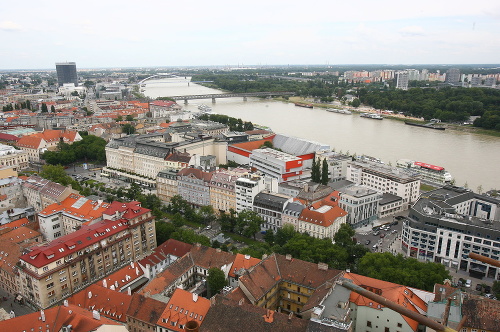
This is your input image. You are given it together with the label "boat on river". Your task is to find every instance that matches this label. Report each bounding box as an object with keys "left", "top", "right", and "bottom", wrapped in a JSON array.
[
  {"left": 396, "top": 159, "right": 453, "bottom": 185},
  {"left": 404, "top": 121, "right": 445, "bottom": 130},
  {"left": 360, "top": 113, "right": 383, "bottom": 120},
  {"left": 294, "top": 102, "right": 313, "bottom": 108},
  {"left": 326, "top": 108, "right": 352, "bottom": 115}
]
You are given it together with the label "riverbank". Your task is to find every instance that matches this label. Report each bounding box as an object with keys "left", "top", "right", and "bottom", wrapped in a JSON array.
[{"left": 276, "top": 97, "right": 500, "bottom": 137}]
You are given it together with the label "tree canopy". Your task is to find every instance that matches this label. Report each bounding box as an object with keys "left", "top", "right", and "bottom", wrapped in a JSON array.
[
  {"left": 357, "top": 252, "right": 451, "bottom": 291},
  {"left": 42, "top": 135, "right": 107, "bottom": 165},
  {"left": 207, "top": 267, "right": 227, "bottom": 297}
]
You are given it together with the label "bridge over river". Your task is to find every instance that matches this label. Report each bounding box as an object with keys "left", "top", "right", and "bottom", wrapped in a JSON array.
[{"left": 166, "top": 91, "right": 295, "bottom": 103}]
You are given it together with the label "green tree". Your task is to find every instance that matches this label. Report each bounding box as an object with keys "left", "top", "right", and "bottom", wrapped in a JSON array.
[
  {"left": 492, "top": 281, "right": 500, "bottom": 299},
  {"left": 334, "top": 223, "right": 355, "bottom": 247},
  {"left": 115, "top": 115, "right": 123, "bottom": 122},
  {"left": 126, "top": 182, "right": 142, "bottom": 200},
  {"left": 206, "top": 267, "right": 227, "bottom": 298},
  {"left": 350, "top": 98, "right": 361, "bottom": 107},
  {"left": 237, "top": 210, "right": 264, "bottom": 239},
  {"left": 275, "top": 224, "right": 296, "bottom": 246},
  {"left": 122, "top": 123, "right": 136, "bottom": 135},
  {"left": 41, "top": 103, "right": 48, "bottom": 112},
  {"left": 198, "top": 205, "right": 216, "bottom": 225},
  {"left": 321, "top": 159, "right": 329, "bottom": 185},
  {"left": 126, "top": 114, "right": 134, "bottom": 121},
  {"left": 155, "top": 221, "right": 176, "bottom": 244}
]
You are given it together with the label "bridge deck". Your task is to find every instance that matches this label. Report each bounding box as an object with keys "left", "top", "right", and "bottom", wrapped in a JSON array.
[{"left": 167, "top": 91, "right": 295, "bottom": 100}]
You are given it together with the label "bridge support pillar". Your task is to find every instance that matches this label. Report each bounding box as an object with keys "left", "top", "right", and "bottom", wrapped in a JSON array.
[
  {"left": 184, "top": 99, "right": 188, "bottom": 104},
  {"left": 243, "top": 97, "right": 247, "bottom": 101},
  {"left": 212, "top": 98, "right": 216, "bottom": 103}
]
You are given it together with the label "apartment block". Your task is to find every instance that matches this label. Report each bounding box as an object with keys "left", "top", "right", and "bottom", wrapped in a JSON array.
[
  {"left": 297, "top": 204, "right": 347, "bottom": 241},
  {"left": 209, "top": 168, "right": 249, "bottom": 213},
  {"left": 0, "top": 143, "right": 29, "bottom": 170},
  {"left": 22, "top": 175, "right": 78, "bottom": 212},
  {"left": 17, "top": 201, "right": 156, "bottom": 309},
  {"left": 177, "top": 168, "right": 213, "bottom": 208},
  {"left": 253, "top": 191, "right": 293, "bottom": 232}
]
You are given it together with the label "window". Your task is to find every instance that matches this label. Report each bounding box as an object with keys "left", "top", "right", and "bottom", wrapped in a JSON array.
[
  {"left": 367, "top": 321, "right": 372, "bottom": 327},
  {"left": 397, "top": 323, "right": 402, "bottom": 328},
  {"left": 46, "top": 282, "right": 54, "bottom": 289}
]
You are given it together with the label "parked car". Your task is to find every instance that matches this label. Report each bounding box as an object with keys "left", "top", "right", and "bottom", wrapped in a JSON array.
[
  {"left": 395, "top": 216, "right": 405, "bottom": 220},
  {"left": 373, "top": 231, "right": 380, "bottom": 236},
  {"left": 465, "top": 279, "right": 472, "bottom": 288},
  {"left": 365, "top": 240, "right": 371, "bottom": 245},
  {"left": 204, "top": 225, "right": 212, "bottom": 230},
  {"left": 380, "top": 233, "right": 386, "bottom": 238},
  {"left": 476, "top": 284, "right": 483, "bottom": 291}
]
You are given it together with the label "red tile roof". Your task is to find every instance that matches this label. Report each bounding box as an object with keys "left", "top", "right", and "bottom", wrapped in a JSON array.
[
  {"left": 20, "top": 218, "right": 130, "bottom": 268},
  {"left": 0, "top": 217, "right": 32, "bottom": 229},
  {"left": 344, "top": 273, "right": 428, "bottom": 331},
  {"left": 16, "top": 135, "right": 45, "bottom": 149},
  {"left": 0, "top": 226, "right": 41, "bottom": 244},
  {"left": 0, "top": 238, "right": 26, "bottom": 276},
  {"left": 0, "top": 133, "right": 20, "bottom": 141},
  {"left": 103, "top": 201, "right": 150, "bottom": 220},
  {"left": 102, "top": 262, "right": 145, "bottom": 291},
  {"left": 67, "top": 284, "right": 132, "bottom": 323},
  {"left": 0, "top": 303, "right": 121, "bottom": 331},
  {"left": 157, "top": 288, "right": 211, "bottom": 331},
  {"left": 139, "top": 239, "right": 192, "bottom": 267},
  {"left": 39, "top": 194, "right": 109, "bottom": 224},
  {"left": 298, "top": 205, "right": 347, "bottom": 227},
  {"left": 126, "top": 293, "right": 167, "bottom": 325},
  {"left": 228, "top": 253, "right": 261, "bottom": 278}
]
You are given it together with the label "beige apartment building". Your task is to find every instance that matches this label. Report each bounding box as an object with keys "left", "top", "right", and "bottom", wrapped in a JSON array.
[{"left": 17, "top": 201, "right": 156, "bottom": 309}]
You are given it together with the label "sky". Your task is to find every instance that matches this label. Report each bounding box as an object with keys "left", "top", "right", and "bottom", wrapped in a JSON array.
[{"left": 1, "top": 0, "right": 499, "bottom": 69}]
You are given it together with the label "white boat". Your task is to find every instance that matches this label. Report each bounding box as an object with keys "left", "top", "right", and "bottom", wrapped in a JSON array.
[
  {"left": 396, "top": 159, "right": 453, "bottom": 185},
  {"left": 326, "top": 108, "right": 352, "bottom": 115},
  {"left": 360, "top": 113, "right": 383, "bottom": 120}
]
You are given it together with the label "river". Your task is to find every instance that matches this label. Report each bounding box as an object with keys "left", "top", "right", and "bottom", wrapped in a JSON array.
[{"left": 144, "top": 77, "right": 500, "bottom": 191}]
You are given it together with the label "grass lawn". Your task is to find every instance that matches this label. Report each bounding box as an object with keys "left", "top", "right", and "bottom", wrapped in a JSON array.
[{"left": 420, "top": 183, "right": 437, "bottom": 192}]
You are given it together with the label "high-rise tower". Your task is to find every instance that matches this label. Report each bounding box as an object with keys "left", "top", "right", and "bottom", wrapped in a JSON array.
[{"left": 55, "top": 62, "right": 78, "bottom": 86}]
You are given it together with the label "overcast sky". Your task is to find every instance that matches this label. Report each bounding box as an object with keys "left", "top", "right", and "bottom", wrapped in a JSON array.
[{"left": 1, "top": 0, "right": 499, "bottom": 69}]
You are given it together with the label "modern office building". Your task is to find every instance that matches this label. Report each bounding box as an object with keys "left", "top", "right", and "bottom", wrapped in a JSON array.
[
  {"left": 402, "top": 186, "right": 500, "bottom": 280},
  {"left": 55, "top": 62, "right": 78, "bottom": 87}
]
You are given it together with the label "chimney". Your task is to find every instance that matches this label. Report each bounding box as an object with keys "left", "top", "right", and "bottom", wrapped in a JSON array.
[
  {"left": 262, "top": 254, "right": 268, "bottom": 260},
  {"left": 102, "top": 279, "right": 107, "bottom": 288},
  {"left": 285, "top": 254, "right": 292, "bottom": 261},
  {"left": 92, "top": 310, "right": 101, "bottom": 320},
  {"left": 41, "top": 310, "right": 45, "bottom": 322},
  {"left": 63, "top": 300, "right": 68, "bottom": 307},
  {"left": 185, "top": 320, "right": 199, "bottom": 332},
  {"left": 192, "top": 293, "right": 198, "bottom": 302},
  {"left": 88, "top": 291, "right": 92, "bottom": 299},
  {"left": 127, "top": 287, "right": 132, "bottom": 296},
  {"left": 318, "top": 262, "right": 328, "bottom": 271}
]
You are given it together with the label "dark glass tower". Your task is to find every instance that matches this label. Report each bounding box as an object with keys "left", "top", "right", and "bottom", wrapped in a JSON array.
[{"left": 55, "top": 62, "right": 78, "bottom": 86}]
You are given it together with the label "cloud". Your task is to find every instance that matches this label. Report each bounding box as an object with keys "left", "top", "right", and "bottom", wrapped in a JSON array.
[
  {"left": 400, "top": 26, "right": 426, "bottom": 36},
  {"left": 0, "top": 21, "right": 22, "bottom": 31}
]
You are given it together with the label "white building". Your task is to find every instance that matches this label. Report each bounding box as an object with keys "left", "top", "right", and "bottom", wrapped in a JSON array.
[
  {"left": 403, "top": 186, "right": 500, "bottom": 280},
  {"left": 346, "top": 160, "right": 420, "bottom": 208},
  {"left": 235, "top": 174, "right": 277, "bottom": 213},
  {"left": 0, "top": 143, "right": 29, "bottom": 170},
  {"left": 250, "top": 148, "right": 304, "bottom": 183},
  {"left": 338, "top": 185, "right": 382, "bottom": 228}
]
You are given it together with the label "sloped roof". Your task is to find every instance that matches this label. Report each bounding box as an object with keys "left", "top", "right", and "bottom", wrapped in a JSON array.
[
  {"left": 0, "top": 238, "right": 26, "bottom": 276},
  {"left": 344, "top": 273, "right": 428, "bottom": 331},
  {"left": 20, "top": 218, "right": 129, "bottom": 268},
  {"left": 0, "top": 226, "right": 41, "bottom": 243},
  {"left": 0, "top": 133, "right": 20, "bottom": 141},
  {"left": 139, "top": 239, "right": 192, "bottom": 267},
  {"left": 239, "top": 253, "right": 342, "bottom": 303},
  {"left": 228, "top": 253, "right": 261, "bottom": 278},
  {"left": 16, "top": 135, "right": 45, "bottom": 149},
  {"left": 67, "top": 284, "right": 132, "bottom": 323},
  {"left": 201, "top": 295, "right": 309, "bottom": 332},
  {"left": 157, "top": 288, "right": 211, "bottom": 331},
  {"left": 178, "top": 168, "right": 213, "bottom": 182},
  {"left": 103, "top": 262, "right": 145, "bottom": 291},
  {"left": 462, "top": 296, "right": 500, "bottom": 331},
  {"left": 0, "top": 303, "right": 121, "bottom": 331},
  {"left": 39, "top": 194, "right": 109, "bottom": 223},
  {"left": 299, "top": 205, "right": 347, "bottom": 227},
  {"left": 126, "top": 293, "right": 167, "bottom": 325}
]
